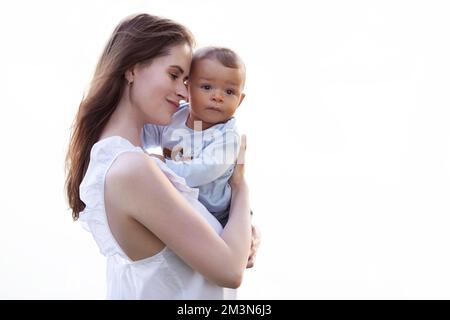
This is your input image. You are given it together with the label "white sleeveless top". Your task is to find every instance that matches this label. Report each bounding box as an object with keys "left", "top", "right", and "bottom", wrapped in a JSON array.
[{"left": 79, "top": 136, "right": 235, "bottom": 299}]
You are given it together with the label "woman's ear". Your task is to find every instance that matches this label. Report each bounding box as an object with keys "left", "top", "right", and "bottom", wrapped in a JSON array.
[{"left": 125, "top": 68, "right": 135, "bottom": 85}]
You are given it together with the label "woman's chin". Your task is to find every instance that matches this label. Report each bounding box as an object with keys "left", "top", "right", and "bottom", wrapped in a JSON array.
[{"left": 151, "top": 114, "right": 173, "bottom": 126}]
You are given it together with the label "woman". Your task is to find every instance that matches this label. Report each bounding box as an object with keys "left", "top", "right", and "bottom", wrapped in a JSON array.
[{"left": 65, "top": 13, "right": 259, "bottom": 299}]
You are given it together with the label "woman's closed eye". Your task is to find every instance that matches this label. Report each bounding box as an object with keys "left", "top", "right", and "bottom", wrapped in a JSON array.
[{"left": 170, "top": 73, "right": 179, "bottom": 80}]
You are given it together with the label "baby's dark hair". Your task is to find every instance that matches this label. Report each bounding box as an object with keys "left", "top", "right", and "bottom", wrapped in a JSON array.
[{"left": 191, "top": 46, "right": 246, "bottom": 77}]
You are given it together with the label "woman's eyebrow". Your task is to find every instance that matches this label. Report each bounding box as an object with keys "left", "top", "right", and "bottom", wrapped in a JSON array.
[{"left": 170, "top": 65, "right": 185, "bottom": 74}]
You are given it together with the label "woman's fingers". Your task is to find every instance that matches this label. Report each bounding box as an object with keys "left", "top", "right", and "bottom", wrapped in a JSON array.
[
  {"left": 230, "top": 135, "right": 247, "bottom": 186},
  {"left": 247, "top": 257, "right": 255, "bottom": 268},
  {"left": 246, "top": 224, "right": 261, "bottom": 269},
  {"left": 236, "top": 134, "right": 246, "bottom": 165},
  {"left": 252, "top": 224, "right": 261, "bottom": 248}
]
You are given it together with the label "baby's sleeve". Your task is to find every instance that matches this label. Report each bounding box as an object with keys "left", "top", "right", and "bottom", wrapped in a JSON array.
[
  {"left": 165, "top": 129, "right": 240, "bottom": 187},
  {"left": 142, "top": 124, "right": 164, "bottom": 149}
]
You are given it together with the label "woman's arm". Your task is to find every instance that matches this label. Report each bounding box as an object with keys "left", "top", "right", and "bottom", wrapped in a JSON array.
[{"left": 106, "top": 137, "right": 251, "bottom": 288}]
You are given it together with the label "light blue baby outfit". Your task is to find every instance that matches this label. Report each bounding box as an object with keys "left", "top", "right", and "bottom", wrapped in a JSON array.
[{"left": 142, "top": 105, "right": 240, "bottom": 226}]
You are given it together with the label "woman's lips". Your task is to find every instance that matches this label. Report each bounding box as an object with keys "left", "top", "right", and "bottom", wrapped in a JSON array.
[{"left": 167, "top": 100, "right": 179, "bottom": 109}]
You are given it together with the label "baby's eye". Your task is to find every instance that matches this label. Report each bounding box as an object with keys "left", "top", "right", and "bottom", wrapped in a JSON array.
[
  {"left": 226, "top": 89, "right": 235, "bottom": 95},
  {"left": 201, "top": 85, "right": 211, "bottom": 90}
]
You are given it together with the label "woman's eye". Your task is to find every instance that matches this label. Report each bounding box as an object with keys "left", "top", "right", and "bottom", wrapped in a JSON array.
[{"left": 170, "top": 73, "right": 178, "bottom": 80}]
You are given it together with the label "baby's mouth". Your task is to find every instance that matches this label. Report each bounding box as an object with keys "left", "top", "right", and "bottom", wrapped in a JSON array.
[{"left": 206, "top": 106, "right": 221, "bottom": 112}]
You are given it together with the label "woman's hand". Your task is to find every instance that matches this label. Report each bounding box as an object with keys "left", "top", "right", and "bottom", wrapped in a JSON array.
[
  {"left": 246, "top": 224, "right": 261, "bottom": 268},
  {"left": 230, "top": 135, "right": 247, "bottom": 188}
]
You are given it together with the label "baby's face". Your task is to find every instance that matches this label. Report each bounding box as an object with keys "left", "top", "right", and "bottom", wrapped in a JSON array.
[{"left": 188, "top": 58, "right": 245, "bottom": 127}]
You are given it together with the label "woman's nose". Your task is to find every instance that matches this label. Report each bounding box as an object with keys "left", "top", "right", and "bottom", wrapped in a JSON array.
[{"left": 176, "top": 82, "right": 188, "bottom": 101}]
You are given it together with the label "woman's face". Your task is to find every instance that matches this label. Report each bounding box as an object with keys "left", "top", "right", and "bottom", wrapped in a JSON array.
[{"left": 130, "top": 43, "right": 192, "bottom": 125}]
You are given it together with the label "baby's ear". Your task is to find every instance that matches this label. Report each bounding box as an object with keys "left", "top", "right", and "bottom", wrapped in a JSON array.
[{"left": 237, "top": 93, "right": 246, "bottom": 107}]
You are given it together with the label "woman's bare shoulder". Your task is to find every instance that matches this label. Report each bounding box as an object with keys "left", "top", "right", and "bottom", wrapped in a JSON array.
[
  {"left": 109, "top": 151, "right": 155, "bottom": 176},
  {"left": 106, "top": 152, "right": 165, "bottom": 196}
]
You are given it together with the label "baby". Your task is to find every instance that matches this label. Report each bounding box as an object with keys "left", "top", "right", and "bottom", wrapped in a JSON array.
[{"left": 142, "top": 46, "right": 246, "bottom": 227}]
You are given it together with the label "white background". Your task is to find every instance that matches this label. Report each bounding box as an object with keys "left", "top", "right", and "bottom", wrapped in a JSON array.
[{"left": 1, "top": 0, "right": 449, "bottom": 299}]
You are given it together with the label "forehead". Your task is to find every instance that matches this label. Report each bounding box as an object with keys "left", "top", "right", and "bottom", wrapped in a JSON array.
[
  {"left": 152, "top": 43, "right": 192, "bottom": 73},
  {"left": 191, "top": 58, "right": 245, "bottom": 86}
]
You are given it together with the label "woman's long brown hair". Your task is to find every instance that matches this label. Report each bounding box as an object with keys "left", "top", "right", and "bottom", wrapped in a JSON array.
[{"left": 65, "top": 13, "right": 194, "bottom": 220}]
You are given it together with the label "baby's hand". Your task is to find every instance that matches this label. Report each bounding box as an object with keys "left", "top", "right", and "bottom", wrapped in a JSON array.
[
  {"left": 180, "top": 155, "right": 193, "bottom": 161},
  {"left": 148, "top": 153, "right": 165, "bottom": 162}
]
